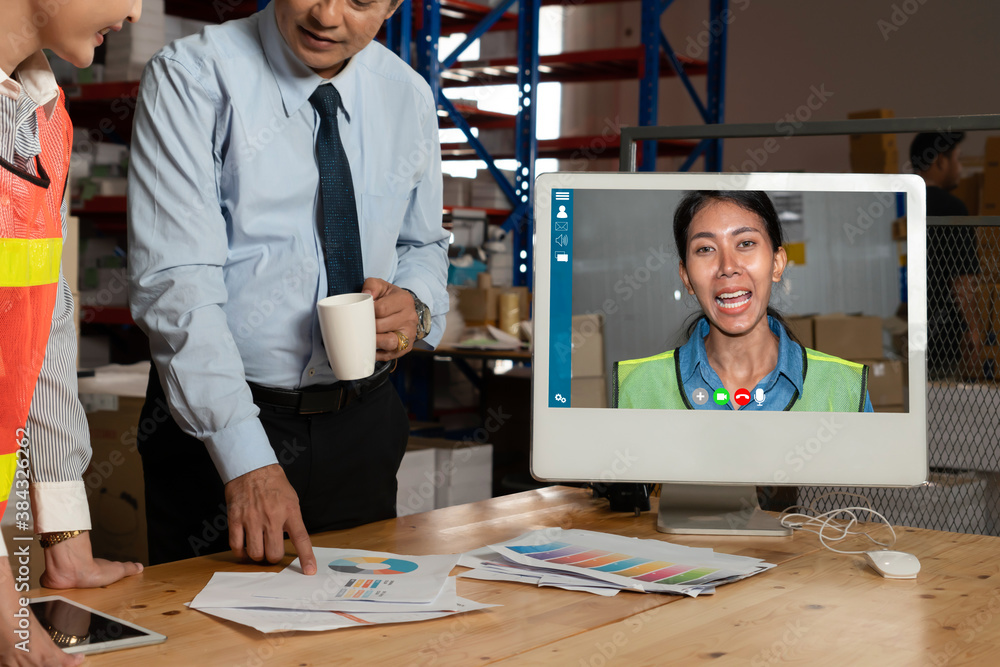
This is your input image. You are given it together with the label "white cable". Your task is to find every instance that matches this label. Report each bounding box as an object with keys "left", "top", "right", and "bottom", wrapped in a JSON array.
[{"left": 778, "top": 493, "right": 897, "bottom": 555}]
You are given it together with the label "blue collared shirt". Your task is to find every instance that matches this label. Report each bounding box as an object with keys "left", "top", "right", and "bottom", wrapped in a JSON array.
[
  {"left": 678, "top": 316, "right": 874, "bottom": 412},
  {"left": 128, "top": 4, "right": 448, "bottom": 482}
]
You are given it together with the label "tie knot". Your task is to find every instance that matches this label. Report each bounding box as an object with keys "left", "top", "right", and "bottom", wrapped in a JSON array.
[{"left": 309, "top": 84, "right": 342, "bottom": 119}]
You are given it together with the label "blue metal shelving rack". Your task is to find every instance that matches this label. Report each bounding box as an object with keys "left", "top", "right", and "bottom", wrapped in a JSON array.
[
  {"left": 400, "top": 0, "right": 728, "bottom": 288},
  {"left": 643, "top": 0, "right": 728, "bottom": 172},
  {"left": 413, "top": 0, "right": 537, "bottom": 287}
]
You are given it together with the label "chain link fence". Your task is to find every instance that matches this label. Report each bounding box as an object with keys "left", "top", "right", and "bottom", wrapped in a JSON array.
[{"left": 798, "top": 218, "right": 1000, "bottom": 536}]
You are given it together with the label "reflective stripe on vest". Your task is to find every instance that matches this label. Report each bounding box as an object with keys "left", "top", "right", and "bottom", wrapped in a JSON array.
[
  {"left": 0, "top": 237, "right": 63, "bottom": 286},
  {"left": 0, "top": 89, "right": 72, "bottom": 509},
  {"left": 0, "top": 452, "right": 18, "bottom": 504},
  {"left": 613, "top": 347, "right": 868, "bottom": 412}
]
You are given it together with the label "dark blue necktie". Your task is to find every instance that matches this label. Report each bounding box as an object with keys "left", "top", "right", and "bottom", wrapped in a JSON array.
[{"left": 309, "top": 84, "right": 364, "bottom": 296}]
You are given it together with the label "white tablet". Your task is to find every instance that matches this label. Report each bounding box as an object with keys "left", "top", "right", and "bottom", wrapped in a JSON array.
[{"left": 30, "top": 595, "right": 166, "bottom": 655}]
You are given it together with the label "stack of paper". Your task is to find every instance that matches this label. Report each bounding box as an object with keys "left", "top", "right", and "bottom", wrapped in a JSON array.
[
  {"left": 190, "top": 548, "right": 499, "bottom": 633},
  {"left": 459, "top": 529, "right": 775, "bottom": 597}
]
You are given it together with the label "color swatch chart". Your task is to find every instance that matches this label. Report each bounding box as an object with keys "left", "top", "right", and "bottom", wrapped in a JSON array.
[
  {"left": 334, "top": 579, "right": 391, "bottom": 600},
  {"left": 507, "top": 542, "right": 716, "bottom": 585}
]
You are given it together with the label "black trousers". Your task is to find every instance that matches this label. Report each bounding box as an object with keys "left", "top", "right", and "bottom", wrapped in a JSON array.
[{"left": 137, "top": 365, "right": 409, "bottom": 565}]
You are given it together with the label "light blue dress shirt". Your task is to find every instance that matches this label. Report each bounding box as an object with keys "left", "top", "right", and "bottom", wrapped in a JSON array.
[
  {"left": 128, "top": 4, "right": 449, "bottom": 483},
  {"left": 678, "top": 316, "right": 875, "bottom": 412}
]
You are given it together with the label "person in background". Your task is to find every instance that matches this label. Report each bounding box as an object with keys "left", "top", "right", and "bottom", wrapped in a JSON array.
[
  {"left": 1, "top": 1, "right": 145, "bottom": 664},
  {"left": 615, "top": 191, "right": 874, "bottom": 413},
  {"left": 910, "top": 131, "right": 984, "bottom": 380},
  {"left": 128, "top": 0, "right": 449, "bottom": 572}
]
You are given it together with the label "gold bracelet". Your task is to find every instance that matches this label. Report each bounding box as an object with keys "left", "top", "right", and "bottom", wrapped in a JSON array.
[{"left": 38, "top": 530, "right": 83, "bottom": 549}]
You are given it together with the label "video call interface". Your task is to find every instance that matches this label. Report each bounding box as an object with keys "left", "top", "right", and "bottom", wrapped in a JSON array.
[{"left": 547, "top": 188, "right": 910, "bottom": 414}]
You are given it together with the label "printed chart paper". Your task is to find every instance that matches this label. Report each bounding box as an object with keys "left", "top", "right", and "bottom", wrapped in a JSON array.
[
  {"left": 251, "top": 548, "right": 459, "bottom": 605},
  {"left": 481, "top": 529, "right": 774, "bottom": 595},
  {"left": 191, "top": 578, "right": 498, "bottom": 633}
]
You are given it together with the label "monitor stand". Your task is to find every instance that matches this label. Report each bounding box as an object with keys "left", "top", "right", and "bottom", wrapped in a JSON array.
[{"left": 656, "top": 484, "right": 792, "bottom": 536}]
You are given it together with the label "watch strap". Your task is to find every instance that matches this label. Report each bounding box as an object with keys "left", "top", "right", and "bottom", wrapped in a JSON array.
[
  {"left": 38, "top": 530, "right": 83, "bottom": 549},
  {"left": 401, "top": 288, "right": 431, "bottom": 339}
]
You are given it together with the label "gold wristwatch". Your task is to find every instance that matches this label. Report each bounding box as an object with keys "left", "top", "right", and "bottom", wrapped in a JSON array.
[{"left": 38, "top": 530, "right": 83, "bottom": 549}]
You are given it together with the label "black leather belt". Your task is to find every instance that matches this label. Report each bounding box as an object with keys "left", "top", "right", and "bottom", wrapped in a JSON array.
[{"left": 248, "top": 361, "right": 394, "bottom": 415}]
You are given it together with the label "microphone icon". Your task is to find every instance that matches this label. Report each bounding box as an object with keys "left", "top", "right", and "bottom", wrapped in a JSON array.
[{"left": 753, "top": 388, "right": 765, "bottom": 406}]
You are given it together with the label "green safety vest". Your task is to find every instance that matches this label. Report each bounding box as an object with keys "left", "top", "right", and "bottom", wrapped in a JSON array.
[{"left": 613, "top": 347, "right": 869, "bottom": 412}]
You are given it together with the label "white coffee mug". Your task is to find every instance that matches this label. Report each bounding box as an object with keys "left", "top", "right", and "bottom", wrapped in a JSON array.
[{"left": 317, "top": 293, "right": 376, "bottom": 381}]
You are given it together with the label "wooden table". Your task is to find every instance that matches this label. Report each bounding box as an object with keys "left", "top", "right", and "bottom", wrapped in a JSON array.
[{"left": 42, "top": 487, "right": 1000, "bottom": 665}]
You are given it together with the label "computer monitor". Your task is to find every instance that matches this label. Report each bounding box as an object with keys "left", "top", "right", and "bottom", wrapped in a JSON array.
[{"left": 531, "top": 172, "right": 928, "bottom": 535}]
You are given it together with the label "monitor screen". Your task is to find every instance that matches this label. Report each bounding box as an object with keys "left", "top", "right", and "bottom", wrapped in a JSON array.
[{"left": 531, "top": 172, "right": 927, "bottom": 489}]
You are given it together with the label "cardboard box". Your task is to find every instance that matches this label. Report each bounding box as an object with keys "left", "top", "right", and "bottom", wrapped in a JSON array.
[
  {"left": 984, "top": 136, "right": 1000, "bottom": 170},
  {"left": 953, "top": 173, "right": 982, "bottom": 216},
  {"left": 858, "top": 358, "right": 906, "bottom": 407},
  {"left": 571, "top": 313, "right": 605, "bottom": 378},
  {"left": 850, "top": 146, "right": 899, "bottom": 174},
  {"left": 849, "top": 134, "right": 896, "bottom": 152},
  {"left": 847, "top": 110, "right": 896, "bottom": 173},
  {"left": 982, "top": 175, "right": 1000, "bottom": 214},
  {"left": 455, "top": 285, "right": 530, "bottom": 326},
  {"left": 983, "top": 137, "right": 1000, "bottom": 213},
  {"left": 784, "top": 315, "right": 815, "bottom": 349},
  {"left": 572, "top": 377, "right": 608, "bottom": 408},
  {"left": 85, "top": 397, "right": 148, "bottom": 565},
  {"left": 405, "top": 437, "right": 493, "bottom": 510},
  {"left": 813, "top": 315, "right": 883, "bottom": 360},
  {"left": 395, "top": 447, "right": 437, "bottom": 517},
  {"left": 848, "top": 109, "right": 895, "bottom": 120}
]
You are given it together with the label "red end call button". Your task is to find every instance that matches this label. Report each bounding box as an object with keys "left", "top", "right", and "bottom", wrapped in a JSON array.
[{"left": 734, "top": 388, "right": 752, "bottom": 406}]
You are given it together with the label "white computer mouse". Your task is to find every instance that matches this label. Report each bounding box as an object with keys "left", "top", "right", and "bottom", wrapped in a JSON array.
[{"left": 864, "top": 550, "right": 921, "bottom": 579}]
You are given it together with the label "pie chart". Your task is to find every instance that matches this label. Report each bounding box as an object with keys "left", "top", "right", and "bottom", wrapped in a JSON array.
[{"left": 327, "top": 556, "right": 419, "bottom": 575}]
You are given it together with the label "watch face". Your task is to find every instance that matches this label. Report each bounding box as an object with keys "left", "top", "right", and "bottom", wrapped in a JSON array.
[{"left": 419, "top": 305, "right": 431, "bottom": 336}]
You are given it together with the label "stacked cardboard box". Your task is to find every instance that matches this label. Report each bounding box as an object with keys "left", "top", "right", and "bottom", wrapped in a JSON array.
[
  {"left": 455, "top": 283, "right": 530, "bottom": 327},
  {"left": 103, "top": 0, "right": 166, "bottom": 81},
  {"left": 443, "top": 175, "right": 473, "bottom": 208},
  {"left": 471, "top": 169, "right": 515, "bottom": 210},
  {"left": 396, "top": 438, "right": 494, "bottom": 516},
  {"left": 806, "top": 314, "right": 907, "bottom": 411},
  {"left": 812, "top": 314, "right": 884, "bottom": 360},
  {"left": 982, "top": 137, "right": 1000, "bottom": 215},
  {"left": 954, "top": 172, "right": 983, "bottom": 216},
  {"left": 784, "top": 315, "right": 815, "bottom": 349},
  {"left": 847, "top": 109, "right": 898, "bottom": 174},
  {"left": 395, "top": 447, "right": 437, "bottom": 517},
  {"left": 571, "top": 313, "right": 608, "bottom": 408}
]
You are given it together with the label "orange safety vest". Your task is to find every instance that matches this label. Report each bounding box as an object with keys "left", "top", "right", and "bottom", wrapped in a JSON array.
[{"left": 0, "top": 88, "right": 72, "bottom": 510}]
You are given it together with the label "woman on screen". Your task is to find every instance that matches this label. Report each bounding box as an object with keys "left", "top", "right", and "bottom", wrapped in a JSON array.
[{"left": 614, "top": 190, "right": 874, "bottom": 412}]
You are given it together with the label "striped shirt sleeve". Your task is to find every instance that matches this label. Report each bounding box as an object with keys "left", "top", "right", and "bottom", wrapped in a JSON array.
[{"left": 25, "top": 193, "right": 92, "bottom": 533}]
